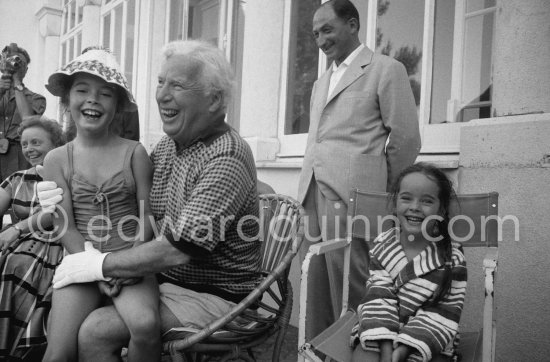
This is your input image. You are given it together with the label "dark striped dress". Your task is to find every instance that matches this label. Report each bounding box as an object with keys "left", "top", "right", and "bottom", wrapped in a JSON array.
[{"left": 0, "top": 167, "right": 63, "bottom": 360}]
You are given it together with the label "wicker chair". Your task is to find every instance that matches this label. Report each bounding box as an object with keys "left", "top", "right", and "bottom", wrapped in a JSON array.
[{"left": 162, "top": 193, "right": 305, "bottom": 362}]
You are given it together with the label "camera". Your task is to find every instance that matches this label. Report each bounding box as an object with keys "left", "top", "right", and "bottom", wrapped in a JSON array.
[{"left": 0, "top": 43, "right": 25, "bottom": 79}]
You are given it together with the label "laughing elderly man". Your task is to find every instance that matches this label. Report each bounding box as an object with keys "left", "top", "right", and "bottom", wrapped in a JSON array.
[{"left": 38, "top": 40, "right": 262, "bottom": 361}]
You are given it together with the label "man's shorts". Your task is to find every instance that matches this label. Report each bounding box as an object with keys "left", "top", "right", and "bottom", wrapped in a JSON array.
[{"left": 159, "top": 282, "right": 236, "bottom": 331}]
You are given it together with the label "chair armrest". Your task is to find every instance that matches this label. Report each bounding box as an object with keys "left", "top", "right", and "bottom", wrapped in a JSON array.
[
  {"left": 483, "top": 247, "right": 498, "bottom": 270},
  {"left": 163, "top": 248, "right": 297, "bottom": 355},
  {"left": 482, "top": 247, "right": 498, "bottom": 362},
  {"left": 306, "top": 237, "right": 349, "bottom": 256}
]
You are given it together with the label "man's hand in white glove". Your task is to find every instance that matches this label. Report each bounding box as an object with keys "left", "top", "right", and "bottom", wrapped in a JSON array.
[
  {"left": 35, "top": 165, "right": 63, "bottom": 213},
  {"left": 52, "top": 242, "right": 111, "bottom": 289}
]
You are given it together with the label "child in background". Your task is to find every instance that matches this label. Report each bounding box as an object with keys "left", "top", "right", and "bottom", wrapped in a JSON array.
[
  {"left": 42, "top": 47, "right": 160, "bottom": 362},
  {"left": 351, "top": 162, "right": 467, "bottom": 362}
]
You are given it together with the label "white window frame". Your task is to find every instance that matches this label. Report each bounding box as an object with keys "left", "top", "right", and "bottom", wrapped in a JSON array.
[
  {"left": 422, "top": 0, "right": 496, "bottom": 153},
  {"left": 278, "top": 0, "right": 496, "bottom": 158},
  {"left": 164, "top": 0, "right": 235, "bottom": 59},
  {"left": 277, "top": 1, "right": 317, "bottom": 157},
  {"left": 59, "top": 0, "right": 84, "bottom": 66},
  {"left": 162, "top": 0, "right": 236, "bottom": 131},
  {"left": 99, "top": 0, "right": 141, "bottom": 94}
]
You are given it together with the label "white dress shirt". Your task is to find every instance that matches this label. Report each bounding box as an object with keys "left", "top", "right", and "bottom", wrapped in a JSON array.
[{"left": 327, "top": 44, "right": 365, "bottom": 100}]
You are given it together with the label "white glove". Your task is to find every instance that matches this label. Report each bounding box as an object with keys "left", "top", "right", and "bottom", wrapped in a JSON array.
[
  {"left": 36, "top": 180, "right": 63, "bottom": 213},
  {"left": 52, "top": 242, "right": 110, "bottom": 289}
]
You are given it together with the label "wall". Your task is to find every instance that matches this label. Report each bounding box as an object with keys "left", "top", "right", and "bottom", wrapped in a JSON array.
[
  {"left": 457, "top": 1, "right": 550, "bottom": 361},
  {"left": 459, "top": 115, "right": 550, "bottom": 361},
  {"left": 0, "top": 0, "right": 54, "bottom": 107},
  {"left": 492, "top": 0, "right": 550, "bottom": 116}
]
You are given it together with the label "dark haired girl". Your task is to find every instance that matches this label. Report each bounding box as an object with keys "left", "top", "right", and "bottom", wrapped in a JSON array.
[{"left": 350, "top": 162, "right": 467, "bottom": 362}]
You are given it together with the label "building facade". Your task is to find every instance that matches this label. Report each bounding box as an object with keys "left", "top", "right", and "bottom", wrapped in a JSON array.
[{"left": 1, "top": 0, "right": 549, "bottom": 360}]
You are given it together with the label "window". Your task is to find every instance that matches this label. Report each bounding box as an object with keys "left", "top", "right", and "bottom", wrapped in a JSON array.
[
  {"left": 166, "top": 0, "right": 233, "bottom": 49},
  {"left": 284, "top": 0, "right": 321, "bottom": 137},
  {"left": 60, "top": 0, "right": 84, "bottom": 66},
  {"left": 449, "top": 0, "right": 495, "bottom": 124},
  {"left": 373, "top": 0, "right": 496, "bottom": 152},
  {"left": 278, "top": 0, "right": 495, "bottom": 158},
  {"left": 422, "top": 0, "right": 496, "bottom": 152},
  {"left": 375, "top": 0, "right": 424, "bottom": 109},
  {"left": 100, "top": 0, "right": 139, "bottom": 91},
  {"left": 278, "top": 0, "right": 369, "bottom": 157},
  {"left": 165, "top": 0, "right": 238, "bottom": 126}
]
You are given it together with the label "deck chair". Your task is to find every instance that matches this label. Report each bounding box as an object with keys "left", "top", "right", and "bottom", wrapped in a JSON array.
[
  {"left": 298, "top": 189, "right": 499, "bottom": 362},
  {"left": 162, "top": 193, "right": 305, "bottom": 362}
]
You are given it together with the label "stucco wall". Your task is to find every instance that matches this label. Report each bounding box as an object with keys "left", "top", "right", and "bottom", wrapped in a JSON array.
[
  {"left": 0, "top": 0, "right": 51, "bottom": 105},
  {"left": 458, "top": 114, "right": 550, "bottom": 362},
  {"left": 492, "top": 0, "right": 550, "bottom": 116}
]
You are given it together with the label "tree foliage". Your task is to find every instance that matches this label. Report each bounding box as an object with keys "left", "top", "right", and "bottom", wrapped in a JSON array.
[
  {"left": 393, "top": 46, "right": 422, "bottom": 76},
  {"left": 376, "top": 0, "right": 422, "bottom": 105}
]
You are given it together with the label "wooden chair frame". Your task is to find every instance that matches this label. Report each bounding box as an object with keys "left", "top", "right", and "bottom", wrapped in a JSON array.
[
  {"left": 298, "top": 189, "right": 499, "bottom": 362},
  {"left": 162, "top": 194, "right": 305, "bottom": 362}
]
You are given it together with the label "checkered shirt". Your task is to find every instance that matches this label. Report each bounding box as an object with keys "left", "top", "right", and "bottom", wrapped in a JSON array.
[{"left": 150, "top": 129, "right": 261, "bottom": 298}]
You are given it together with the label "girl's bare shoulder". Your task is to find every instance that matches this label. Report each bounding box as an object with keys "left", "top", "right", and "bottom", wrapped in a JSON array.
[{"left": 43, "top": 144, "right": 69, "bottom": 168}]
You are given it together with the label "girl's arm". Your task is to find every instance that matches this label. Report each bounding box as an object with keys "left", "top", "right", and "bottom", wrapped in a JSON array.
[
  {"left": 357, "top": 252, "right": 400, "bottom": 336},
  {"left": 0, "top": 187, "right": 12, "bottom": 215},
  {"left": 0, "top": 187, "right": 16, "bottom": 250},
  {"left": 130, "top": 144, "right": 153, "bottom": 245},
  {"left": 350, "top": 250, "right": 400, "bottom": 355},
  {"left": 43, "top": 149, "right": 87, "bottom": 254},
  {"left": 395, "top": 247, "right": 468, "bottom": 361}
]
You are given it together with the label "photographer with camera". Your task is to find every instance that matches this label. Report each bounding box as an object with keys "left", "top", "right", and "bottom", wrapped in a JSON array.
[{"left": 0, "top": 43, "right": 46, "bottom": 181}]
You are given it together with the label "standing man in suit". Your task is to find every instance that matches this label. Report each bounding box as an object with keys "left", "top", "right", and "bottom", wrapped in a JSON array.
[{"left": 298, "top": 0, "right": 421, "bottom": 340}]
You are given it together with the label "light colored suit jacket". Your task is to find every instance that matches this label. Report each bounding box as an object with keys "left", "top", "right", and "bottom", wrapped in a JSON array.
[{"left": 297, "top": 46, "right": 421, "bottom": 204}]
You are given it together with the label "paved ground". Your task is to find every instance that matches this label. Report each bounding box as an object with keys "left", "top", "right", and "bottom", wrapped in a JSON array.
[{"left": 253, "top": 325, "right": 298, "bottom": 362}]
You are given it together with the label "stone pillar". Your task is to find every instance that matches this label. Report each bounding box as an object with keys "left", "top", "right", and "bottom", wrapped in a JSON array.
[
  {"left": 492, "top": 0, "right": 550, "bottom": 116},
  {"left": 35, "top": 1, "right": 63, "bottom": 119},
  {"left": 459, "top": 115, "right": 550, "bottom": 362},
  {"left": 78, "top": 0, "right": 102, "bottom": 49},
  {"left": 458, "top": 2, "right": 550, "bottom": 361}
]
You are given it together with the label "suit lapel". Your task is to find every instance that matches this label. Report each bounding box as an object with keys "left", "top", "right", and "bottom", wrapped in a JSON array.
[
  {"left": 325, "top": 46, "right": 374, "bottom": 105},
  {"left": 315, "top": 68, "right": 332, "bottom": 108}
]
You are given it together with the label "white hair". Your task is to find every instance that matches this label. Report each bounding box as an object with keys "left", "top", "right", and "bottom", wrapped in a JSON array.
[{"left": 161, "top": 40, "right": 235, "bottom": 110}]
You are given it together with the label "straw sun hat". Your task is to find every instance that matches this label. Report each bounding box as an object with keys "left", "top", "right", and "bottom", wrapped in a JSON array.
[{"left": 46, "top": 46, "right": 137, "bottom": 112}]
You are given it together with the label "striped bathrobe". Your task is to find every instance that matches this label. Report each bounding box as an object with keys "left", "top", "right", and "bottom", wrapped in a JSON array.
[{"left": 352, "top": 228, "right": 467, "bottom": 362}]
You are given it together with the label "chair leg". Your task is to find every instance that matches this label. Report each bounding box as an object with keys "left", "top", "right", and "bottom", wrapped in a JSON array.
[{"left": 272, "top": 280, "right": 293, "bottom": 362}]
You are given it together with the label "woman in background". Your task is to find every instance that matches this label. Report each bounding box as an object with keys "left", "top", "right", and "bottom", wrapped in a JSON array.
[{"left": 0, "top": 116, "right": 65, "bottom": 360}]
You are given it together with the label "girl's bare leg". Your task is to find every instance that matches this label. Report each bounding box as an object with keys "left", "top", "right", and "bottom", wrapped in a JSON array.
[
  {"left": 43, "top": 283, "right": 101, "bottom": 362},
  {"left": 112, "top": 275, "right": 161, "bottom": 362}
]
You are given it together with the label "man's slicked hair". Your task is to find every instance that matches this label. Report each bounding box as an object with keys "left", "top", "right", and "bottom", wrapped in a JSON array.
[{"left": 323, "top": 0, "right": 360, "bottom": 30}]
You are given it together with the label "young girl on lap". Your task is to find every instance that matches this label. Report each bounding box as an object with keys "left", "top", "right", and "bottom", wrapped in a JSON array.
[
  {"left": 351, "top": 163, "right": 467, "bottom": 362},
  {"left": 42, "top": 47, "right": 160, "bottom": 362}
]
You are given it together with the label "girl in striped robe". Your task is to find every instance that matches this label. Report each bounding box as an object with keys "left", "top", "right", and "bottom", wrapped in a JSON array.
[{"left": 351, "top": 163, "right": 467, "bottom": 362}]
